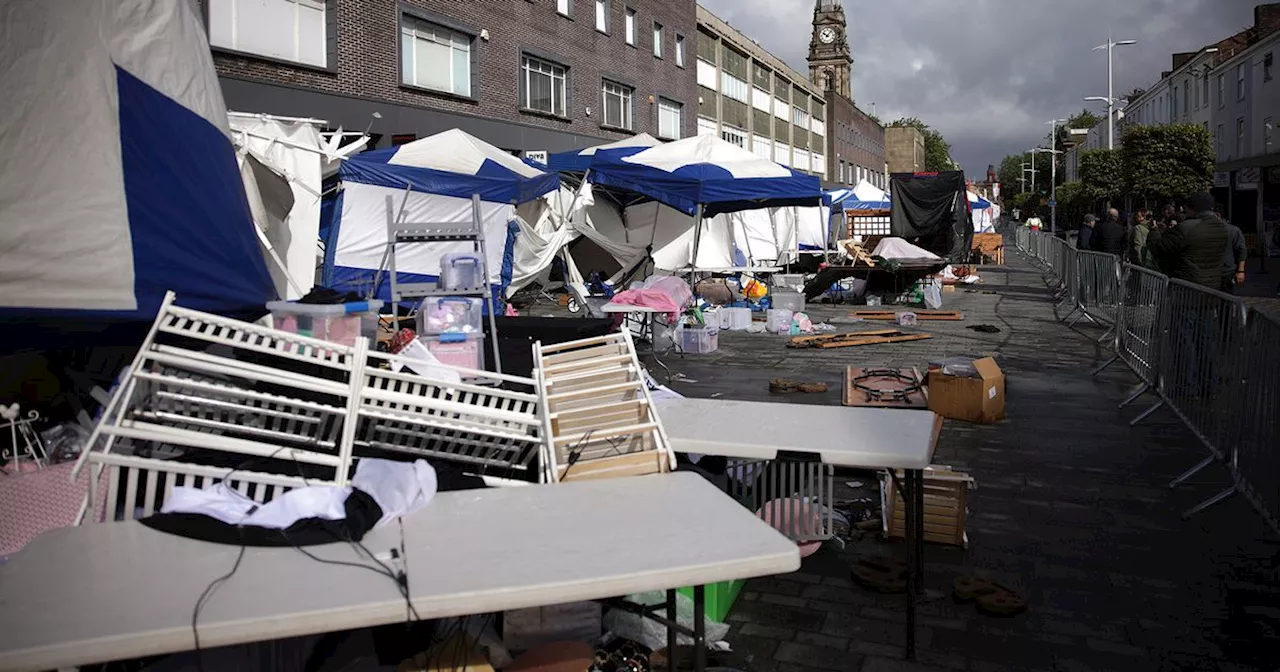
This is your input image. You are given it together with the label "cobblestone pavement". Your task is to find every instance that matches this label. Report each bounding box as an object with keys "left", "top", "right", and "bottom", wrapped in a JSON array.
[{"left": 650, "top": 251, "right": 1280, "bottom": 672}]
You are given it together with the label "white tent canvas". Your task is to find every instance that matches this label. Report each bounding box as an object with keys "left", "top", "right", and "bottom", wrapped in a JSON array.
[{"left": 621, "top": 202, "right": 796, "bottom": 272}]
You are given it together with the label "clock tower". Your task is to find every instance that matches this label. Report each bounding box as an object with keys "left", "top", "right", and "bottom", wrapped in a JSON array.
[{"left": 808, "top": 0, "right": 852, "bottom": 100}]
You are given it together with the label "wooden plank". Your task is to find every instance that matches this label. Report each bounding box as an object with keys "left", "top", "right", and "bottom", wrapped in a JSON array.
[
  {"left": 815, "top": 334, "right": 932, "bottom": 349},
  {"left": 847, "top": 310, "right": 964, "bottom": 321}
]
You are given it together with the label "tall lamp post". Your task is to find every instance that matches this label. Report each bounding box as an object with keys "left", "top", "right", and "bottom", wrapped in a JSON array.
[
  {"left": 1046, "top": 119, "right": 1067, "bottom": 233},
  {"left": 1089, "top": 37, "right": 1137, "bottom": 150}
]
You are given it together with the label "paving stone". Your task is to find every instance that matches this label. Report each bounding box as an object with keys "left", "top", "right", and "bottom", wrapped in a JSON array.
[
  {"left": 775, "top": 641, "right": 862, "bottom": 671},
  {"left": 739, "top": 623, "right": 797, "bottom": 641},
  {"left": 859, "top": 657, "right": 957, "bottom": 672},
  {"left": 728, "top": 633, "right": 782, "bottom": 671},
  {"left": 759, "top": 594, "right": 811, "bottom": 609},
  {"left": 795, "top": 631, "right": 850, "bottom": 651}
]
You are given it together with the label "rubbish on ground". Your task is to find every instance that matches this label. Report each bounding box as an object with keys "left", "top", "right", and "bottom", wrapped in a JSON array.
[
  {"left": 897, "top": 312, "right": 918, "bottom": 326},
  {"left": 845, "top": 480, "right": 864, "bottom": 488},
  {"left": 953, "top": 576, "right": 1027, "bottom": 617},
  {"left": 927, "top": 356, "right": 1005, "bottom": 424},
  {"left": 797, "top": 382, "right": 828, "bottom": 394},
  {"left": 865, "top": 294, "right": 882, "bottom": 306},
  {"left": 848, "top": 309, "right": 964, "bottom": 321},
  {"left": 843, "top": 367, "right": 928, "bottom": 409},
  {"left": 745, "top": 322, "right": 766, "bottom": 334},
  {"left": 769, "top": 379, "right": 828, "bottom": 394},
  {"left": 604, "top": 591, "right": 730, "bottom": 650},
  {"left": 940, "top": 264, "right": 982, "bottom": 285},
  {"left": 923, "top": 281, "right": 944, "bottom": 309},
  {"left": 788, "top": 331, "right": 933, "bottom": 349},
  {"left": 811, "top": 322, "right": 838, "bottom": 332},
  {"left": 967, "top": 324, "right": 1002, "bottom": 334},
  {"left": 881, "top": 465, "right": 975, "bottom": 548},
  {"left": 851, "top": 555, "right": 908, "bottom": 594}
]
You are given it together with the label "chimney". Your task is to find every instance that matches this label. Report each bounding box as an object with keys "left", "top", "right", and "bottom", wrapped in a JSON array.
[
  {"left": 1171, "top": 52, "right": 1195, "bottom": 70},
  {"left": 1255, "top": 3, "right": 1280, "bottom": 38}
]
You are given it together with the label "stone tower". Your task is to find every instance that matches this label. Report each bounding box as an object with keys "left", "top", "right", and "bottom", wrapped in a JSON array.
[{"left": 808, "top": 0, "right": 852, "bottom": 99}]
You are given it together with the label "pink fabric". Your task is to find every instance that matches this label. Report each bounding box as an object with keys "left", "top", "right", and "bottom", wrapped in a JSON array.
[
  {"left": 644, "top": 276, "right": 694, "bottom": 308},
  {"left": 0, "top": 461, "right": 106, "bottom": 557},
  {"left": 608, "top": 289, "right": 683, "bottom": 322}
]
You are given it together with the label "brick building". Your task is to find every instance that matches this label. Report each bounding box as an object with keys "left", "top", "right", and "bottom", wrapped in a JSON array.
[
  {"left": 806, "top": 0, "right": 886, "bottom": 188},
  {"left": 885, "top": 125, "right": 925, "bottom": 174},
  {"left": 693, "top": 6, "right": 827, "bottom": 179},
  {"left": 198, "top": 0, "right": 698, "bottom": 157}
]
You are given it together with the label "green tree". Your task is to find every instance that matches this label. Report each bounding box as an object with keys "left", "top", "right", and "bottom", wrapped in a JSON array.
[
  {"left": 1121, "top": 124, "right": 1214, "bottom": 203},
  {"left": 997, "top": 154, "right": 1026, "bottom": 193},
  {"left": 889, "top": 117, "right": 954, "bottom": 172},
  {"left": 1079, "top": 149, "right": 1123, "bottom": 203}
]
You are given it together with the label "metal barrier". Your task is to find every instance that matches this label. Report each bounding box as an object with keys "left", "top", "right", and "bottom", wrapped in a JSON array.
[
  {"left": 1068, "top": 251, "right": 1123, "bottom": 337},
  {"left": 1094, "top": 265, "right": 1169, "bottom": 413},
  {"left": 1234, "top": 310, "right": 1280, "bottom": 533}
]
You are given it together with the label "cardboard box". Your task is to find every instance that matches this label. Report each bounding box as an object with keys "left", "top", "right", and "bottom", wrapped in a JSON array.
[{"left": 927, "top": 357, "right": 1005, "bottom": 423}]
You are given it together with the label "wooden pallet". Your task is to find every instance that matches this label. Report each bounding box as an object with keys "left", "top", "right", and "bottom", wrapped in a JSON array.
[
  {"left": 881, "top": 466, "right": 974, "bottom": 548},
  {"left": 788, "top": 331, "right": 932, "bottom": 349},
  {"left": 848, "top": 310, "right": 964, "bottom": 321},
  {"left": 843, "top": 367, "right": 928, "bottom": 408}
]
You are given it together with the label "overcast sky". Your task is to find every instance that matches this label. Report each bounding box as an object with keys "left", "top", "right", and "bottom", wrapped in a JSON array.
[{"left": 699, "top": 0, "right": 1257, "bottom": 177}]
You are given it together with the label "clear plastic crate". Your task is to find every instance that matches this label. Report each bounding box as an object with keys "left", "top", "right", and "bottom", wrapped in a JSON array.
[
  {"left": 440, "top": 253, "right": 483, "bottom": 290},
  {"left": 423, "top": 333, "right": 485, "bottom": 371},
  {"left": 676, "top": 324, "right": 718, "bottom": 354},
  {"left": 416, "top": 296, "right": 483, "bottom": 335},
  {"left": 266, "top": 300, "right": 383, "bottom": 346},
  {"left": 772, "top": 290, "right": 805, "bottom": 312}
]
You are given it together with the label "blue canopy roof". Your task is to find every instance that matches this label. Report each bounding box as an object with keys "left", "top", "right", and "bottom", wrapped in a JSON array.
[
  {"left": 548, "top": 133, "right": 663, "bottom": 173},
  {"left": 586, "top": 135, "right": 823, "bottom": 217},
  {"left": 341, "top": 129, "right": 559, "bottom": 205}
]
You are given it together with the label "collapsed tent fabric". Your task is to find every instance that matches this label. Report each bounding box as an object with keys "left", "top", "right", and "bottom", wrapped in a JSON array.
[
  {"left": 588, "top": 135, "right": 823, "bottom": 218},
  {"left": 889, "top": 171, "right": 973, "bottom": 262},
  {"left": 324, "top": 129, "right": 560, "bottom": 301},
  {"left": 0, "top": 0, "right": 274, "bottom": 346},
  {"left": 548, "top": 133, "right": 662, "bottom": 173}
]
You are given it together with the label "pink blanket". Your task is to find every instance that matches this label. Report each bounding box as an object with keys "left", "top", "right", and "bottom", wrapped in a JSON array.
[{"left": 608, "top": 289, "right": 683, "bottom": 322}]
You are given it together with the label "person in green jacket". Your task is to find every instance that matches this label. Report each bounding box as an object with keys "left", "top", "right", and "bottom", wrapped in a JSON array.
[
  {"left": 1129, "top": 208, "right": 1157, "bottom": 269},
  {"left": 1147, "top": 192, "right": 1227, "bottom": 289}
]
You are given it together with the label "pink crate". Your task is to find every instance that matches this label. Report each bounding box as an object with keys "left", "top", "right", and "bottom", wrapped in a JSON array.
[{"left": 424, "top": 335, "right": 484, "bottom": 371}]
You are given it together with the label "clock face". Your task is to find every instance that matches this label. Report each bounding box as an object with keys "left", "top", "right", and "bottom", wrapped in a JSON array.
[{"left": 819, "top": 27, "right": 836, "bottom": 44}]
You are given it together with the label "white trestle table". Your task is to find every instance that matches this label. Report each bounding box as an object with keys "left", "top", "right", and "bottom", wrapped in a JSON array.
[
  {"left": 0, "top": 472, "right": 799, "bottom": 672},
  {"left": 654, "top": 397, "right": 942, "bottom": 661}
]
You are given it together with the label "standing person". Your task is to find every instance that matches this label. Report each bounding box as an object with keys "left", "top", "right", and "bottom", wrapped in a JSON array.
[
  {"left": 1093, "top": 208, "right": 1128, "bottom": 257},
  {"left": 1147, "top": 192, "right": 1228, "bottom": 288},
  {"left": 1221, "top": 214, "right": 1247, "bottom": 293},
  {"left": 1160, "top": 203, "right": 1180, "bottom": 229},
  {"left": 1130, "top": 208, "right": 1155, "bottom": 268},
  {"left": 1077, "top": 214, "right": 1097, "bottom": 250},
  {"left": 1026, "top": 213, "right": 1042, "bottom": 231}
]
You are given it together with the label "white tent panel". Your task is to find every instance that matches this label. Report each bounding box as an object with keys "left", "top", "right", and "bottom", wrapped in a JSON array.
[
  {"left": 790, "top": 206, "right": 828, "bottom": 250},
  {"left": 625, "top": 202, "right": 736, "bottom": 272},
  {"left": 333, "top": 182, "right": 514, "bottom": 285}
]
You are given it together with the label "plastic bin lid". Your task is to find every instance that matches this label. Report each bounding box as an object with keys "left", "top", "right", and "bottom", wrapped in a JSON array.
[{"left": 266, "top": 299, "right": 384, "bottom": 315}]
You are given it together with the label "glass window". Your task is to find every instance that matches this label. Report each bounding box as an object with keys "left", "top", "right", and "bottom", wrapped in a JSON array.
[
  {"left": 658, "top": 97, "right": 682, "bottom": 139},
  {"left": 1266, "top": 117, "right": 1274, "bottom": 151},
  {"left": 1218, "top": 74, "right": 1225, "bottom": 108},
  {"left": 720, "top": 72, "right": 748, "bottom": 103},
  {"left": 1237, "top": 64, "right": 1246, "bottom": 100},
  {"left": 595, "top": 0, "right": 607, "bottom": 32},
  {"left": 697, "top": 116, "right": 717, "bottom": 137},
  {"left": 676, "top": 35, "right": 685, "bottom": 67},
  {"left": 208, "top": 0, "right": 327, "bottom": 67},
  {"left": 1267, "top": 53, "right": 1275, "bottom": 83},
  {"left": 557, "top": 0, "right": 570, "bottom": 16},
  {"left": 1237, "top": 117, "right": 1245, "bottom": 157},
  {"left": 653, "top": 22, "right": 663, "bottom": 58},
  {"left": 1182, "top": 80, "right": 1189, "bottom": 115},
  {"left": 601, "top": 80, "right": 633, "bottom": 130},
  {"left": 401, "top": 16, "right": 471, "bottom": 97},
  {"left": 624, "top": 8, "right": 636, "bottom": 45},
  {"left": 1202, "top": 71, "right": 1209, "bottom": 106},
  {"left": 522, "top": 55, "right": 567, "bottom": 116},
  {"left": 721, "top": 125, "right": 746, "bottom": 148}
]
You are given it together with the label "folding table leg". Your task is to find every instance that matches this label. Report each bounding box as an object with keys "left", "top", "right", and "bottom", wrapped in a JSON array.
[
  {"left": 694, "top": 585, "right": 707, "bottom": 672},
  {"left": 666, "top": 588, "right": 678, "bottom": 672}
]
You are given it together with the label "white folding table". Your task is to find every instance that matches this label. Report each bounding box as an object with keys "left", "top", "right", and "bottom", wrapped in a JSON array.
[
  {"left": 0, "top": 472, "right": 799, "bottom": 672},
  {"left": 654, "top": 397, "right": 942, "bottom": 660}
]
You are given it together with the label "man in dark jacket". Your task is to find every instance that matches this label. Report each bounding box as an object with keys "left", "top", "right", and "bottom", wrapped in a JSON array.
[
  {"left": 1077, "top": 214, "right": 1097, "bottom": 250},
  {"left": 1148, "top": 192, "right": 1228, "bottom": 289},
  {"left": 1092, "top": 208, "right": 1128, "bottom": 257}
]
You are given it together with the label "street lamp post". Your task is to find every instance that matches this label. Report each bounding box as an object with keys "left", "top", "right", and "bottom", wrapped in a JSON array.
[
  {"left": 1090, "top": 37, "right": 1137, "bottom": 150},
  {"left": 1046, "top": 119, "right": 1067, "bottom": 233}
]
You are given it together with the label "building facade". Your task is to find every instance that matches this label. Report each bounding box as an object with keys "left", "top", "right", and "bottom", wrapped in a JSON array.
[
  {"left": 1214, "top": 29, "right": 1280, "bottom": 247},
  {"left": 198, "top": 0, "right": 698, "bottom": 157},
  {"left": 694, "top": 6, "right": 827, "bottom": 179},
  {"left": 885, "top": 126, "right": 924, "bottom": 174},
  {"left": 806, "top": 0, "right": 885, "bottom": 188}
]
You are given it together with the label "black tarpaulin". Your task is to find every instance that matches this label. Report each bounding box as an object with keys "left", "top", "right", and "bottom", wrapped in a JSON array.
[{"left": 889, "top": 171, "right": 972, "bottom": 262}]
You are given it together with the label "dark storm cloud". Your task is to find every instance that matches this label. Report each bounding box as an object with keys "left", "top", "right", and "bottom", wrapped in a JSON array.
[{"left": 699, "top": 0, "right": 1256, "bottom": 176}]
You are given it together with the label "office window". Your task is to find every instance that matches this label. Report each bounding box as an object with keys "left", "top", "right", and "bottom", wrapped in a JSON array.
[
  {"left": 720, "top": 71, "right": 748, "bottom": 104},
  {"left": 1267, "top": 53, "right": 1275, "bottom": 82},
  {"left": 653, "top": 22, "right": 663, "bottom": 58},
  {"left": 721, "top": 124, "right": 746, "bottom": 148},
  {"left": 675, "top": 35, "right": 685, "bottom": 67},
  {"left": 624, "top": 8, "right": 636, "bottom": 45},
  {"left": 400, "top": 16, "right": 471, "bottom": 97},
  {"left": 595, "top": 0, "right": 607, "bottom": 33},
  {"left": 1266, "top": 117, "right": 1274, "bottom": 151},
  {"left": 751, "top": 136, "right": 773, "bottom": 161},
  {"left": 521, "top": 55, "right": 566, "bottom": 116},
  {"left": 557, "top": 0, "right": 570, "bottom": 16},
  {"left": 1237, "top": 117, "right": 1246, "bottom": 157},
  {"left": 658, "top": 98, "right": 682, "bottom": 139},
  {"left": 697, "top": 116, "right": 717, "bottom": 137},
  {"left": 1237, "top": 64, "right": 1246, "bottom": 100},
  {"left": 791, "top": 105, "right": 810, "bottom": 129},
  {"left": 601, "top": 80, "right": 633, "bottom": 130},
  {"left": 208, "top": 0, "right": 327, "bottom": 67},
  {"left": 696, "top": 60, "right": 716, "bottom": 88}
]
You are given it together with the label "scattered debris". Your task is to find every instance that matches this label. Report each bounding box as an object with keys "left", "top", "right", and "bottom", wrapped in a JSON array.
[
  {"left": 953, "top": 576, "right": 1027, "bottom": 617},
  {"left": 843, "top": 367, "right": 928, "bottom": 408},
  {"left": 844, "top": 480, "right": 864, "bottom": 488},
  {"left": 769, "top": 379, "right": 829, "bottom": 394},
  {"left": 788, "top": 330, "right": 933, "bottom": 349},
  {"left": 882, "top": 466, "right": 975, "bottom": 548},
  {"left": 967, "top": 324, "right": 1002, "bottom": 334},
  {"left": 848, "top": 309, "right": 964, "bottom": 321},
  {"left": 851, "top": 556, "right": 907, "bottom": 594}
]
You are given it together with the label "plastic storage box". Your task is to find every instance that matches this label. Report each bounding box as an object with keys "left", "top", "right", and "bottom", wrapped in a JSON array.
[
  {"left": 416, "top": 297, "right": 483, "bottom": 335},
  {"left": 676, "top": 324, "right": 718, "bottom": 354},
  {"left": 423, "top": 333, "right": 485, "bottom": 370},
  {"left": 267, "top": 300, "right": 383, "bottom": 346},
  {"left": 772, "top": 290, "right": 805, "bottom": 312},
  {"left": 766, "top": 309, "right": 793, "bottom": 333},
  {"left": 440, "top": 253, "right": 483, "bottom": 290},
  {"left": 718, "top": 307, "right": 752, "bottom": 331},
  {"left": 771, "top": 274, "right": 805, "bottom": 293}
]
